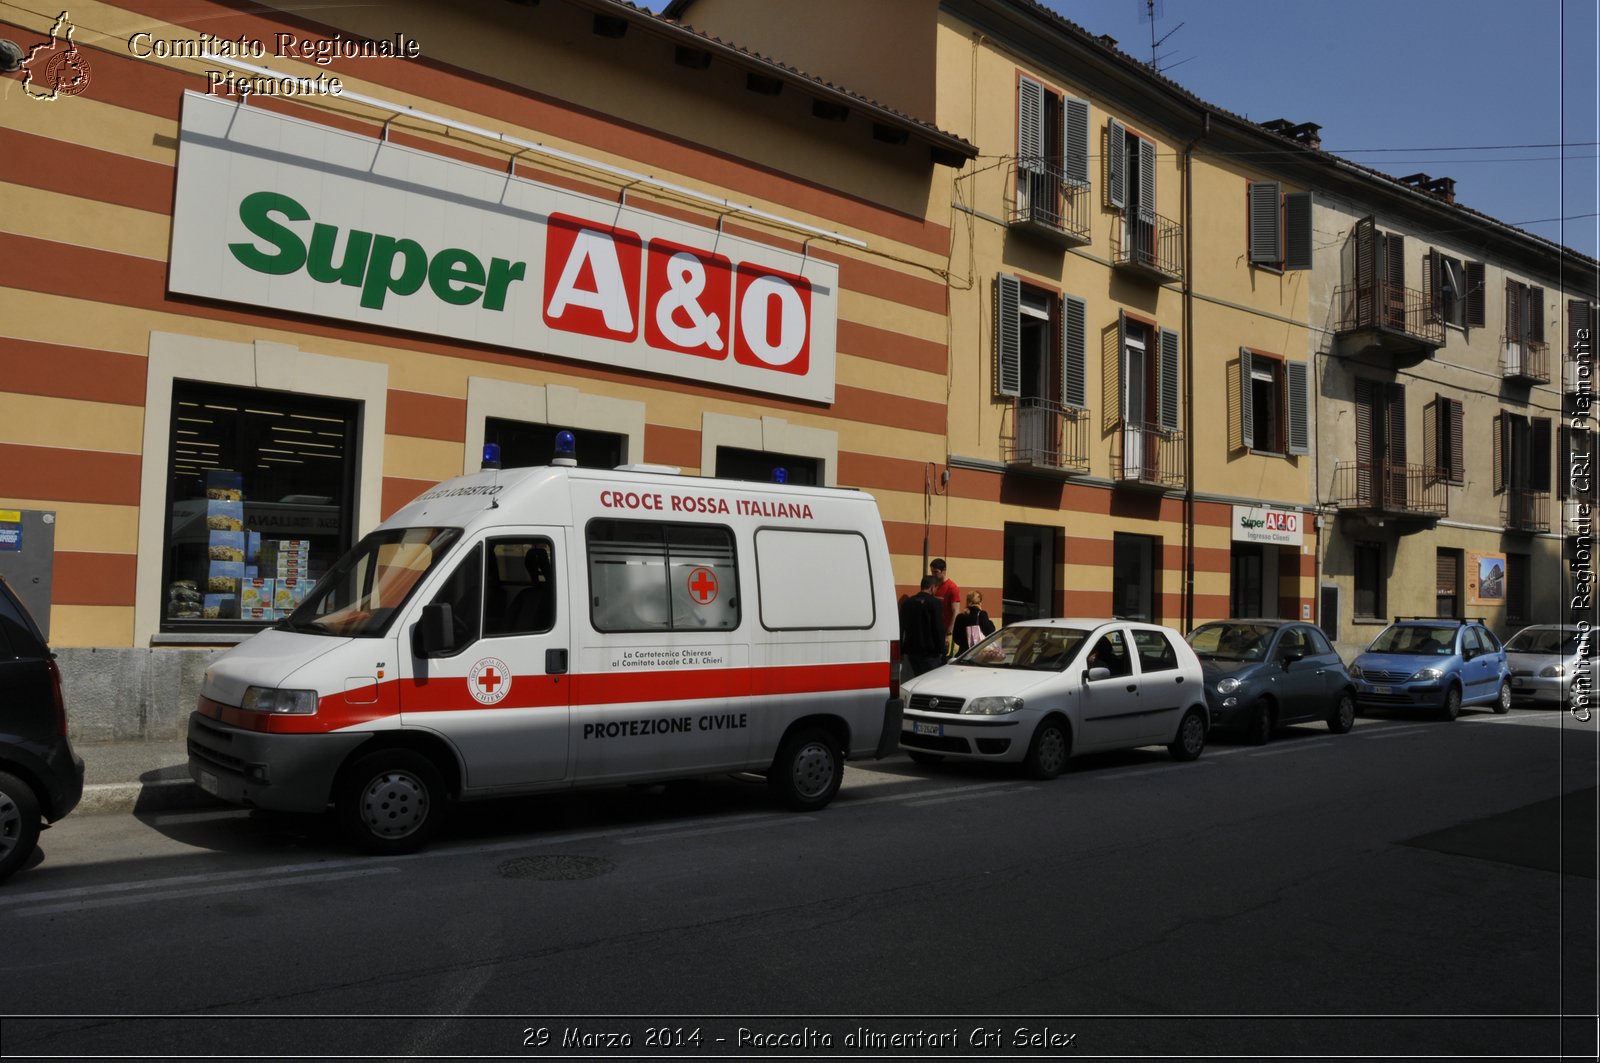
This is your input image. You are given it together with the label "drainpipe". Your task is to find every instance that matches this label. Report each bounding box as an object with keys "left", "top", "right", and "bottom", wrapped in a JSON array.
[{"left": 1182, "top": 109, "right": 1211, "bottom": 630}]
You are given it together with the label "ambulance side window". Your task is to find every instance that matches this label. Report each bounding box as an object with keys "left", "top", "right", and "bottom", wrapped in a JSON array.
[
  {"left": 485, "top": 538, "right": 557, "bottom": 637},
  {"left": 586, "top": 519, "right": 739, "bottom": 633},
  {"left": 427, "top": 543, "right": 483, "bottom": 651}
]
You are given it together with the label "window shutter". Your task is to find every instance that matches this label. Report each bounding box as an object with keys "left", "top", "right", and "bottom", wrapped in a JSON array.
[
  {"left": 1465, "top": 261, "right": 1486, "bottom": 328},
  {"left": 1286, "top": 360, "right": 1309, "bottom": 455},
  {"left": 1248, "top": 182, "right": 1282, "bottom": 265},
  {"left": 1355, "top": 379, "right": 1376, "bottom": 506},
  {"left": 1137, "top": 137, "right": 1156, "bottom": 224},
  {"left": 995, "top": 274, "right": 1021, "bottom": 397},
  {"left": 1157, "top": 327, "right": 1180, "bottom": 432},
  {"left": 1424, "top": 251, "right": 1439, "bottom": 321},
  {"left": 1239, "top": 348, "right": 1255, "bottom": 449},
  {"left": 1061, "top": 293, "right": 1087, "bottom": 408},
  {"left": 1106, "top": 118, "right": 1126, "bottom": 209},
  {"left": 1063, "top": 97, "right": 1090, "bottom": 187},
  {"left": 1108, "top": 309, "right": 1126, "bottom": 429},
  {"left": 1017, "top": 76, "right": 1045, "bottom": 173},
  {"left": 1570, "top": 299, "right": 1594, "bottom": 350},
  {"left": 1448, "top": 399, "right": 1464, "bottom": 483},
  {"left": 1529, "top": 287, "right": 1546, "bottom": 342},
  {"left": 1284, "top": 192, "right": 1313, "bottom": 270},
  {"left": 1532, "top": 418, "right": 1552, "bottom": 492},
  {"left": 1383, "top": 233, "right": 1405, "bottom": 291},
  {"left": 1506, "top": 280, "right": 1525, "bottom": 341},
  {"left": 1352, "top": 217, "right": 1377, "bottom": 321},
  {"left": 1493, "top": 413, "right": 1506, "bottom": 494},
  {"left": 1436, "top": 551, "right": 1458, "bottom": 597},
  {"left": 1386, "top": 383, "right": 1407, "bottom": 466}
]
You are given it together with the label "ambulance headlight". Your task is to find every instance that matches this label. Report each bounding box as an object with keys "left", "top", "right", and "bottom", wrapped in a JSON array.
[
  {"left": 241, "top": 686, "right": 319, "bottom": 715},
  {"left": 962, "top": 696, "right": 1022, "bottom": 715}
]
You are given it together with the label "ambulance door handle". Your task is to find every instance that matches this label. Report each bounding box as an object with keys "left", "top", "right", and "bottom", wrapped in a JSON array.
[{"left": 545, "top": 648, "right": 569, "bottom": 675}]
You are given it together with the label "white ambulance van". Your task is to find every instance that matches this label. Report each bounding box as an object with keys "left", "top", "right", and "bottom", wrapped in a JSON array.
[{"left": 187, "top": 442, "right": 903, "bottom": 853}]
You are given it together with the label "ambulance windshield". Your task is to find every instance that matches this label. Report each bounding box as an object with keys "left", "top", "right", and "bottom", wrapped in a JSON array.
[{"left": 281, "top": 527, "right": 462, "bottom": 638}]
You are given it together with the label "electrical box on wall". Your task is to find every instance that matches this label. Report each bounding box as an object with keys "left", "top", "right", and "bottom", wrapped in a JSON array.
[{"left": 0, "top": 509, "right": 56, "bottom": 639}]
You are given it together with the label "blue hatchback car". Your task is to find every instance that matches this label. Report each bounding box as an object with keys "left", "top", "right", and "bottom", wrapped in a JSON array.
[{"left": 1350, "top": 618, "right": 1511, "bottom": 720}]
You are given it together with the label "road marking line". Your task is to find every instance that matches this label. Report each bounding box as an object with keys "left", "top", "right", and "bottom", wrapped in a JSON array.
[
  {"left": 13, "top": 867, "right": 398, "bottom": 917},
  {"left": 904, "top": 785, "right": 1036, "bottom": 807},
  {"left": 1097, "top": 761, "right": 1218, "bottom": 779},
  {"left": 1249, "top": 741, "right": 1335, "bottom": 757},
  {"left": 1357, "top": 727, "right": 1436, "bottom": 740},
  {"left": 618, "top": 816, "right": 812, "bottom": 843},
  {"left": 1, "top": 858, "right": 386, "bottom": 906}
]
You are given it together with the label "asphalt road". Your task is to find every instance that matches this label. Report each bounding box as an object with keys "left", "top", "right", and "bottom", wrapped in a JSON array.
[{"left": 3, "top": 708, "right": 1595, "bottom": 1060}]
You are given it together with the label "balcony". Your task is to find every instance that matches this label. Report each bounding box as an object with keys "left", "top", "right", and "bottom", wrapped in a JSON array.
[
  {"left": 1001, "top": 398, "right": 1090, "bottom": 475},
  {"left": 1501, "top": 339, "right": 1550, "bottom": 385},
  {"left": 1111, "top": 211, "right": 1183, "bottom": 283},
  {"left": 1502, "top": 488, "right": 1550, "bottom": 534},
  {"left": 1111, "top": 422, "right": 1184, "bottom": 489},
  {"left": 1332, "top": 282, "right": 1444, "bottom": 366},
  {"left": 1332, "top": 461, "right": 1447, "bottom": 523},
  {"left": 1006, "top": 161, "right": 1091, "bottom": 247}
]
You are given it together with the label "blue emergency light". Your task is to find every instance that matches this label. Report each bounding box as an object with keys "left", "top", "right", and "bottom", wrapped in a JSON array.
[
  {"left": 481, "top": 443, "right": 502, "bottom": 470},
  {"left": 772, "top": 467, "right": 788, "bottom": 484},
  {"left": 553, "top": 430, "right": 578, "bottom": 467}
]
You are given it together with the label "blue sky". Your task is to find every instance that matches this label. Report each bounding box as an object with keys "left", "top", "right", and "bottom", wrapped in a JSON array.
[{"left": 650, "top": 0, "right": 1598, "bottom": 262}]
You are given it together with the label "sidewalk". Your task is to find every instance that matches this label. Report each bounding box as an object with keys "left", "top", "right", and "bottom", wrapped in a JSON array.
[{"left": 74, "top": 738, "right": 221, "bottom": 816}]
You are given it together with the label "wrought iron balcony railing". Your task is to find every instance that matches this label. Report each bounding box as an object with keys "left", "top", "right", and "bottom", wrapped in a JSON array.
[
  {"left": 1502, "top": 488, "right": 1550, "bottom": 533},
  {"left": 1333, "top": 283, "right": 1445, "bottom": 357},
  {"left": 1001, "top": 397, "right": 1091, "bottom": 474},
  {"left": 1111, "top": 421, "right": 1184, "bottom": 488},
  {"left": 1500, "top": 338, "right": 1550, "bottom": 384},
  {"left": 1111, "top": 210, "right": 1183, "bottom": 283},
  {"left": 1332, "top": 460, "right": 1448, "bottom": 518},
  {"left": 1006, "top": 160, "right": 1091, "bottom": 246}
]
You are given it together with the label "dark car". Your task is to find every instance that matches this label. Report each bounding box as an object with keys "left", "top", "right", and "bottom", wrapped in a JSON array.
[
  {"left": 1186, "top": 619, "right": 1356, "bottom": 744},
  {"left": 1349, "top": 617, "right": 1510, "bottom": 720},
  {"left": 0, "top": 575, "right": 84, "bottom": 883}
]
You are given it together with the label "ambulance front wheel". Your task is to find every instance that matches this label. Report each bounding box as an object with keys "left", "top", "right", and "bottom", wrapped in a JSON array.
[
  {"left": 336, "top": 749, "right": 446, "bottom": 855},
  {"left": 767, "top": 727, "right": 843, "bottom": 811}
]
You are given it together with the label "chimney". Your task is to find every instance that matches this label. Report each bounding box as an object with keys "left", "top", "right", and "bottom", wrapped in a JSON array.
[
  {"left": 1399, "top": 172, "right": 1457, "bottom": 205},
  {"left": 1262, "top": 118, "right": 1322, "bottom": 150}
]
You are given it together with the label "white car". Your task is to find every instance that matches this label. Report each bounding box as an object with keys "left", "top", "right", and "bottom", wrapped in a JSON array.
[{"left": 899, "top": 618, "right": 1209, "bottom": 778}]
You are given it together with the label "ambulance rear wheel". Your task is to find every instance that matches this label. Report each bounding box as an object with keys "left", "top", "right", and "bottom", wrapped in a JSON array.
[
  {"left": 336, "top": 749, "right": 445, "bottom": 855},
  {"left": 768, "top": 727, "right": 842, "bottom": 811}
]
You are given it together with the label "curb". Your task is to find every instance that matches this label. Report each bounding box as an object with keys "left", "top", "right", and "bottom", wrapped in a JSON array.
[{"left": 77, "top": 779, "right": 226, "bottom": 817}]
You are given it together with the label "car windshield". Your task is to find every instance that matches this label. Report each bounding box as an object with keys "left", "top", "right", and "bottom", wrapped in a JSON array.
[
  {"left": 1505, "top": 627, "right": 1584, "bottom": 655},
  {"left": 1188, "top": 622, "right": 1276, "bottom": 661},
  {"left": 281, "top": 527, "right": 462, "bottom": 638},
  {"left": 956, "top": 625, "right": 1089, "bottom": 671},
  {"left": 1369, "top": 624, "right": 1456, "bottom": 655}
]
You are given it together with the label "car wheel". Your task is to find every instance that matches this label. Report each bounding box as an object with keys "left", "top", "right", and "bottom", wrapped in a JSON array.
[
  {"left": 1493, "top": 680, "right": 1511, "bottom": 715},
  {"left": 768, "top": 727, "right": 842, "bottom": 811},
  {"left": 1023, "top": 718, "right": 1070, "bottom": 780},
  {"left": 0, "top": 770, "right": 43, "bottom": 884},
  {"left": 907, "top": 751, "right": 945, "bottom": 766},
  {"left": 336, "top": 749, "right": 446, "bottom": 855},
  {"left": 1327, "top": 691, "right": 1356, "bottom": 734},
  {"left": 1441, "top": 684, "right": 1462, "bottom": 722},
  {"left": 1245, "top": 699, "right": 1272, "bottom": 745},
  {"left": 1168, "top": 709, "right": 1207, "bottom": 762}
]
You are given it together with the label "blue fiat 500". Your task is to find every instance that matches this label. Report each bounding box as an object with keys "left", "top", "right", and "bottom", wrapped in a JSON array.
[{"left": 1349, "top": 618, "right": 1511, "bottom": 720}]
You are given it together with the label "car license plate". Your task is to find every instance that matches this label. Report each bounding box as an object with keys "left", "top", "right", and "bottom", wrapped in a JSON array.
[
  {"left": 198, "top": 769, "right": 218, "bottom": 795},
  {"left": 1371, "top": 685, "right": 1392, "bottom": 695},
  {"left": 912, "top": 721, "right": 943, "bottom": 737}
]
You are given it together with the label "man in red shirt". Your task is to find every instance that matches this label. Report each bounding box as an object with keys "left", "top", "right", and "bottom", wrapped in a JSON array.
[{"left": 929, "top": 558, "right": 961, "bottom": 658}]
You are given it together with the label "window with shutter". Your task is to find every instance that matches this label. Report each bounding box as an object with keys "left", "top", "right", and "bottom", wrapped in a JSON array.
[
  {"left": 1284, "top": 193, "right": 1313, "bottom": 271},
  {"left": 1531, "top": 418, "right": 1552, "bottom": 493},
  {"left": 1286, "top": 361, "right": 1308, "bottom": 455},
  {"left": 1106, "top": 118, "right": 1126, "bottom": 209},
  {"left": 1465, "top": 261, "right": 1486, "bottom": 328},
  {"left": 1157, "top": 328, "right": 1179, "bottom": 432},
  {"left": 1447, "top": 399, "right": 1464, "bottom": 483},
  {"left": 1061, "top": 294, "right": 1087, "bottom": 408},
  {"left": 1238, "top": 348, "right": 1254, "bottom": 449},
  {"left": 1493, "top": 413, "right": 1506, "bottom": 494},
  {"left": 1063, "top": 97, "right": 1090, "bottom": 188}
]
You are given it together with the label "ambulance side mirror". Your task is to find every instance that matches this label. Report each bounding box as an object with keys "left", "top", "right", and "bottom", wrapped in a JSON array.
[{"left": 414, "top": 602, "right": 455, "bottom": 658}]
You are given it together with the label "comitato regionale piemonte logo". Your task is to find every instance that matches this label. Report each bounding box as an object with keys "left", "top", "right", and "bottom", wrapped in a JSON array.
[{"left": 20, "top": 11, "right": 91, "bottom": 101}]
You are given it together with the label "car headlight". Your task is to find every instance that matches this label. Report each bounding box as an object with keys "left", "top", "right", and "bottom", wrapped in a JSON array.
[
  {"left": 1216, "top": 677, "right": 1241, "bottom": 694},
  {"left": 1410, "top": 668, "right": 1445, "bottom": 682},
  {"left": 1541, "top": 664, "right": 1566, "bottom": 678},
  {"left": 1348, "top": 664, "right": 1363, "bottom": 679},
  {"left": 240, "top": 686, "right": 319, "bottom": 715},
  {"left": 962, "top": 696, "right": 1023, "bottom": 715}
]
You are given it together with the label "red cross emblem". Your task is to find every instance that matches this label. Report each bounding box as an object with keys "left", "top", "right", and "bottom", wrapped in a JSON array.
[
  {"left": 468, "top": 656, "right": 512, "bottom": 704},
  {"left": 477, "top": 667, "right": 502, "bottom": 693},
  {"left": 688, "top": 567, "right": 718, "bottom": 604}
]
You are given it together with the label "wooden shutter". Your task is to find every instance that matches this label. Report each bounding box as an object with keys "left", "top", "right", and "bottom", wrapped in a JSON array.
[
  {"left": 1238, "top": 348, "right": 1255, "bottom": 448},
  {"left": 1248, "top": 182, "right": 1282, "bottom": 264},
  {"left": 1424, "top": 251, "right": 1440, "bottom": 322},
  {"left": 1106, "top": 309, "right": 1126, "bottom": 431},
  {"left": 1383, "top": 232, "right": 1406, "bottom": 328},
  {"left": 1532, "top": 418, "right": 1552, "bottom": 493},
  {"left": 1386, "top": 383, "right": 1406, "bottom": 465},
  {"left": 1493, "top": 413, "right": 1507, "bottom": 493},
  {"left": 1158, "top": 327, "right": 1180, "bottom": 432},
  {"left": 1436, "top": 551, "right": 1459, "bottom": 597},
  {"left": 1137, "top": 137, "right": 1156, "bottom": 226},
  {"left": 1353, "top": 217, "right": 1378, "bottom": 324},
  {"left": 1063, "top": 97, "right": 1090, "bottom": 187},
  {"left": 1465, "top": 261, "right": 1486, "bottom": 328},
  {"left": 1286, "top": 360, "right": 1309, "bottom": 455},
  {"left": 1354, "top": 378, "right": 1376, "bottom": 506},
  {"left": 995, "top": 274, "right": 1021, "bottom": 397},
  {"left": 1447, "top": 399, "right": 1464, "bottom": 483},
  {"left": 1017, "top": 76, "right": 1045, "bottom": 172},
  {"left": 1061, "top": 293, "right": 1087, "bottom": 408},
  {"left": 1529, "top": 287, "right": 1546, "bottom": 343},
  {"left": 1284, "top": 193, "right": 1313, "bottom": 270},
  {"left": 1506, "top": 280, "right": 1525, "bottom": 342},
  {"left": 1106, "top": 118, "right": 1126, "bottom": 208}
]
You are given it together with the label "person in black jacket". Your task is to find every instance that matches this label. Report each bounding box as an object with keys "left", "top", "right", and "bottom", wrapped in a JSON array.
[
  {"left": 954, "top": 590, "right": 995, "bottom": 653},
  {"left": 899, "top": 576, "right": 945, "bottom": 677}
]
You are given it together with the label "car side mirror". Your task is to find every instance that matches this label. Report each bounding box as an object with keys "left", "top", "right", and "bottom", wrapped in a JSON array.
[
  {"left": 1282, "top": 649, "right": 1305, "bottom": 666},
  {"left": 413, "top": 602, "right": 455, "bottom": 658},
  {"left": 1085, "top": 666, "right": 1111, "bottom": 682}
]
